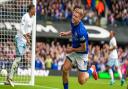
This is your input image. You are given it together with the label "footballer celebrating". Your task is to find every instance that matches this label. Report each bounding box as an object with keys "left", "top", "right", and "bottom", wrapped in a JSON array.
[{"left": 60, "top": 6, "right": 98, "bottom": 89}]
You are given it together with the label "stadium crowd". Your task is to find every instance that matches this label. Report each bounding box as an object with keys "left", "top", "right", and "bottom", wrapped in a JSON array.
[
  {"left": 36, "top": 0, "right": 83, "bottom": 20},
  {"left": 36, "top": 0, "right": 102, "bottom": 25},
  {"left": 108, "top": 0, "right": 128, "bottom": 25},
  {"left": 36, "top": 0, "right": 128, "bottom": 25},
  {"left": 0, "top": 40, "right": 128, "bottom": 72},
  {"left": 35, "top": 41, "right": 128, "bottom": 72}
]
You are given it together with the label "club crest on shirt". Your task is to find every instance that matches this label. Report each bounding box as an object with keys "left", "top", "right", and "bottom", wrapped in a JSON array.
[
  {"left": 72, "top": 32, "right": 78, "bottom": 41},
  {"left": 80, "top": 36, "right": 85, "bottom": 41},
  {"left": 75, "top": 32, "right": 78, "bottom": 37}
]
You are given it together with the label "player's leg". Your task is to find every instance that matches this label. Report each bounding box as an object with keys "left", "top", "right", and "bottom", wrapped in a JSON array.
[
  {"left": 78, "top": 71, "right": 89, "bottom": 85},
  {"left": 107, "top": 58, "right": 115, "bottom": 85},
  {"left": 115, "top": 59, "right": 124, "bottom": 86},
  {"left": 116, "top": 66, "right": 124, "bottom": 86},
  {"left": 6, "top": 37, "right": 26, "bottom": 86},
  {"left": 116, "top": 66, "right": 122, "bottom": 80},
  {"left": 77, "top": 54, "right": 98, "bottom": 85},
  {"left": 108, "top": 67, "right": 115, "bottom": 85},
  {"left": 115, "top": 59, "right": 122, "bottom": 79},
  {"left": 9, "top": 37, "right": 26, "bottom": 79},
  {"left": 62, "top": 58, "right": 72, "bottom": 89},
  {"left": 77, "top": 65, "right": 98, "bottom": 85}
]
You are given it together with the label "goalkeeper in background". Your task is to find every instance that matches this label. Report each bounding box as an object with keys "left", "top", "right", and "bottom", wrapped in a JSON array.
[{"left": 5, "top": 4, "right": 35, "bottom": 87}]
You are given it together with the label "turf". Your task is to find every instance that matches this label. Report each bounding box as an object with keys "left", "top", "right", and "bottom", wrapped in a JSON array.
[{"left": 0, "top": 76, "right": 127, "bottom": 89}]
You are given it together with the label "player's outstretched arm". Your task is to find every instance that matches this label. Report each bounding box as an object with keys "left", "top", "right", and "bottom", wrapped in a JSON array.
[{"left": 59, "top": 31, "right": 71, "bottom": 37}]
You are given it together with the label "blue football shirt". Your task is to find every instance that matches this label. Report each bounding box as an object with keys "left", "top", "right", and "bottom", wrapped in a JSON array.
[{"left": 71, "top": 21, "right": 89, "bottom": 54}]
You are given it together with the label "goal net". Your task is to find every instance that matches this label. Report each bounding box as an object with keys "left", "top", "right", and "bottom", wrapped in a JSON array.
[{"left": 0, "top": 0, "right": 36, "bottom": 85}]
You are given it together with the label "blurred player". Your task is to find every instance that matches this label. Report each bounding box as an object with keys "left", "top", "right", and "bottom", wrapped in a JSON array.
[
  {"left": 107, "top": 31, "right": 124, "bottom": 85},
  {"left": 59, "top": 6, "right": 98, "bottom": 89},
  {"left": 5, "top": 4, "right": 35, "bottom": 87}
]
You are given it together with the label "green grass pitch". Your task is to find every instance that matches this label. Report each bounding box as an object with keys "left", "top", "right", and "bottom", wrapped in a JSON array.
[{"left": 0, "top": 76, "right": 127, "bottom": 89}]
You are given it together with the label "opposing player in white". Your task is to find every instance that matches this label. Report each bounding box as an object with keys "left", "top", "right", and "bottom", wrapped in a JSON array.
[
  {"left": 107, "top": 31, "right": 124, "bottom": 85},
  {"left": 5, "top": 4, "right": 35, "bottom": 87}
]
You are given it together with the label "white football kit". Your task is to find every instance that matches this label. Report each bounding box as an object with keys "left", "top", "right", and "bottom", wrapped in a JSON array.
[
  {"left": 107, "top": 37, "right": 119, "bottom": 67},
  {"left": 15, "top": 13, "right": 33, "bottom": 56}
]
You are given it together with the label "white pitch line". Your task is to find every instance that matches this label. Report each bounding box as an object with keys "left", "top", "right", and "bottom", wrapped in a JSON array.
[
  {"left": 35, "top": 85, "right": 60, "bottom": 89},
  {"left": 0, "top": 84, "right": 60, "bottom": 89}
]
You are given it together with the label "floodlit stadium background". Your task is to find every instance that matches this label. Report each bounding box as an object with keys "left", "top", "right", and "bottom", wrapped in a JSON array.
[
  {"left": 36, "top": 0, "right": 128, "bottom": 75},
  {"left": 0, "top": 0, "right": 128, "bottom": 89}
]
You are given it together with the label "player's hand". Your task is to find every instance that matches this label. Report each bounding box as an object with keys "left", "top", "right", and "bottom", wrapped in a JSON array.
[
  {"left": 25, "top": 35, "right": 30, "bottom": 46},
  {"left": 26, "top": 33, "right": 31, "bottom": 38},
  {"left": 59, "top": 32, "right": 67, "bottom": 37},
  {"left": 24, "top": 34, "right": 31, "bottom": 46},
  {"left": 26, "top": 38, "right": 31, "bottom": 46},
  {"left": 66, "top": 48, "right": 73, "bottom": 54}
]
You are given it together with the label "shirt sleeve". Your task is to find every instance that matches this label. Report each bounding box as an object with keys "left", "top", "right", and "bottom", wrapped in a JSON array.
[{"left": 20, "top": 15, "right": 26, "bottom": 35}]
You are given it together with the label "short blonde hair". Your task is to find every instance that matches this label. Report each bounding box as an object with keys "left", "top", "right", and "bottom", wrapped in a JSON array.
[{"left": 73, "top": 6, "right": 84, "bottom": 18}]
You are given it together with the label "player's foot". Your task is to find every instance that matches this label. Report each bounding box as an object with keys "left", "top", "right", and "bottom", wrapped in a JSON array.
[
  {"left": 4, "top": 77, "right": 14, "bottom": 87},
  {"left": 91, "top": 65, "right": 98, "bottom": 80},
  {"left": 110, "top": 80, "right": 115, "bottom": 85},
  {"left": 121, "top": 79, "right": 125, "bottom": 86},
  {"left": 8, "top": 78, "right": 14, "bottom": 87}
]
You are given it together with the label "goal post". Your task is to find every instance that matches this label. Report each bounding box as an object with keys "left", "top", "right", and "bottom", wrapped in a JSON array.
[
  {"left": 31, "top": 0, "right": 36, "bottom": 86},
  {"left": 0, "top": 0, "right": 36, "bottom": 86}
]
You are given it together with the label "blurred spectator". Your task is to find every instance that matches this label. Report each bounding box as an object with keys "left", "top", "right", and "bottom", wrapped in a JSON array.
[
  {"left": 36, "top": 0, "right": 98, "bottom": 21},
  {"left": 35, "top": 41, "right": 128, "bottom": 72},
  {"left": 96, "top": 0, "right": 105, "bottom": 16},
  {"left": 1, "top": 40, "right": 128, "bottom": 72},
  {"left": 35, "top": 54, "right": 45, "bottom": 70},
  {"left": 45, "top": 54, "right": 52, "bottom": 69},
  {"left": 35, "top": 0, "right": 128, "bottom": 25},
  {"left": 108, "top": 0, "right": 128, "bottom": 25}
]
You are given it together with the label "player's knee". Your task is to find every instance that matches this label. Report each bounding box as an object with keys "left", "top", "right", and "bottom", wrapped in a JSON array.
[
  {"left": 78, "top": 76, "right": 88, "bottom": 85},
  {"left": 78, "top": 79, "right": 85, "bottom": 85},
  {"left": 115, "top": 66, "right": 119, "bottom": 70},
  {"left": 79, "top": 76, "right": 89, "bottom": 85},
  {"left": 85, "top": 75, "right": 89, "bottom": 81}
]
